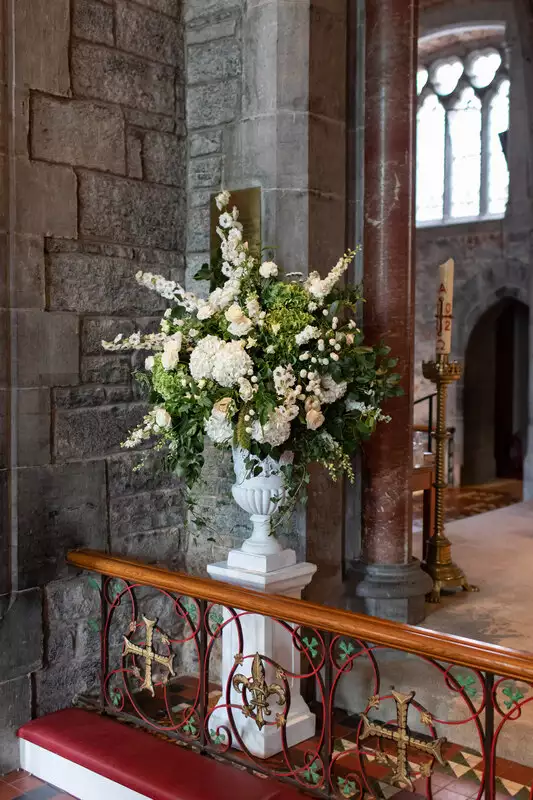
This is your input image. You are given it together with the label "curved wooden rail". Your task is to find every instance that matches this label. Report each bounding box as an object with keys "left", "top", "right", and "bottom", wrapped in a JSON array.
[{"left": 68, "top": 549, "right": 533, "bottom": 683}]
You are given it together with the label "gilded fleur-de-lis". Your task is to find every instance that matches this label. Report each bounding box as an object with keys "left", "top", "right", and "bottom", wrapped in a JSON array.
[{"left": 233, "top": 653, "right": 286, "bottom": 731}]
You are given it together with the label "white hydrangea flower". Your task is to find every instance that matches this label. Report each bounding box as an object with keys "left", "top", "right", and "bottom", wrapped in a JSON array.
[
  {"left": 160, "top": 333, "right": 183, "bottom": 371},
  {"left": 259, "top": 261, "right": 278, "bottom": 278},
  {"left": 205, "top": 409, "right": 233, "bottom": 444},
  {"left": 189, "top": 335, "right": 225, "bottom": 381},
  {"left": 212, "top": 341, "right": 253, "bottom": 388},
  {"left": 295, "top": 325, "right": 319, "bottom": 346},
  {"left": 251, "top": 406, "right": 292, "bottom": 448}
]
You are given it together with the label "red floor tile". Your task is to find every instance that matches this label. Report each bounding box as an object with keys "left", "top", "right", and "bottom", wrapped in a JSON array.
[
  {"left": 0, "top": 772, "right": 28, "bottom": 785},
  {"left": 0, "top": 784, "right": 19, "bottom": 800},
  {"left": 10, "top": 775, "right": 45, "bottom": 792}
]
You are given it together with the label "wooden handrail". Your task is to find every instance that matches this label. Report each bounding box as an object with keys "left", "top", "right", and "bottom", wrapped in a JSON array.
[{"left": 68, "top": 549, "right": 533, "bottom": 683}]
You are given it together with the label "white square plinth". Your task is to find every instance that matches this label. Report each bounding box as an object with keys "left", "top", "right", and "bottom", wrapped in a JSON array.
[
  {"left": 227, "top": 546, "right": 297, "bottom": 573},
  {"left": 207, "top": 553, "right": 317, "bottom": 759}
]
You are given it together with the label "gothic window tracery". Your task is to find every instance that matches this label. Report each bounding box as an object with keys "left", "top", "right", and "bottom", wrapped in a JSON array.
[{"left": 416, "top": 45, "right": 509, "bottom": 225}]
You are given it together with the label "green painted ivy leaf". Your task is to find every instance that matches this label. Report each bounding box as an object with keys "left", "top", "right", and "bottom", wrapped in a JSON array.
[
  {"left": 88, "top": 576, "right": 100, "bottom": 592},
  {"left": 303, "top": 761, "right": 321, "bottom": 785},
  {"left": 338, "top": 776, "right": 357, "bottom": 797},
  {"left": 209, "top": 606, "right": 224, "bottom": 628},
  {"left": 339, "top": 640, "right": 356, "bottom": 663},
  {"left": 303, "top": 636, "right": 319, "bottom": 659},
  {"left": 502, "top": 684, "right": 526, "bottom": 710},
  {"left": 87, "top": 618, "right": 100, "bottom": 633},
  {"left": 209, "top": 729, "right": 226, "bottom": 746},
  {"left": 456, "top": 674, "right": 478, "bottom": 698},
  {"left": 183, "top": 718, "right": 198, "bottom": 736},
  {"left": 110, "top": 688, "right": 121, "bottom": 707}
]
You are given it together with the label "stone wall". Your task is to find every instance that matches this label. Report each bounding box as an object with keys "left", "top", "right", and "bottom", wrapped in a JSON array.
[
  {"left": 0, "top": 0, "right": 186, "bottom": 770},
  {"left": 415, "top": 0, "right": 533, "bottom": 486}
]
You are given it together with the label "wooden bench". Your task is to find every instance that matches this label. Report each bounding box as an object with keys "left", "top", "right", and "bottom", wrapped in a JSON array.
[{"left": 18, "top": 709, "right": 306, "bottom": 800}]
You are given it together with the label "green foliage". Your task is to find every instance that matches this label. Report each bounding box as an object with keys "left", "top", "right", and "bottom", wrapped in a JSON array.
[
  {"left": 338, "top": 777, "right": 358, "bottom": 797},
  {"left": 502, "top": 683, "right": 526, "bottom": 710},
  {"left": 455, "top": 673, "right": 478, "bottom": 698},
  {"left": 338, "top": 640, "right": 356, "bottom": 663},
  {"left": 303, "top": 760, "right": 321, "bottom": 785},
  {"left": 302, "top": 636, "right": 319, "bottom": 659}
]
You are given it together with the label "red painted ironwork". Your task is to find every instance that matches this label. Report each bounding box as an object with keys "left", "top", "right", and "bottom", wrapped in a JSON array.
[{"left": 79, "top": 574, "right": 533, "bottom": 800}]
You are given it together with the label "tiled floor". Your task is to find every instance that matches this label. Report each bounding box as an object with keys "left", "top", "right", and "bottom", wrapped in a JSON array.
[{"left": 0, "top": 772, "right": 75, "bottom": 800}]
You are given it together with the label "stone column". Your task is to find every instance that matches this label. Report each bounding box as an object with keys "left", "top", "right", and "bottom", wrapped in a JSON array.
[{"left": 347, "top": 0, "right": 432, "bottom": 623}]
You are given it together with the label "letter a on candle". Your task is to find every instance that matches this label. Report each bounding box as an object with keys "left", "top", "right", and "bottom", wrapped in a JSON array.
[{"left": 436, "top": 258, "right": 454, "bottom": 355}]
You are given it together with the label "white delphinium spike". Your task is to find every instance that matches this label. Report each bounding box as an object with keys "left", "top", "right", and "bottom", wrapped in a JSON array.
[{"left": 102, "top": 331, "right": 167, "bottom": 351}]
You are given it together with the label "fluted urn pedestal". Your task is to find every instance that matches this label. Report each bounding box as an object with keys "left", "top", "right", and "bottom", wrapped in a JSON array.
[{"left": 207, "top": 448, "right": 317, "bottom": 759}]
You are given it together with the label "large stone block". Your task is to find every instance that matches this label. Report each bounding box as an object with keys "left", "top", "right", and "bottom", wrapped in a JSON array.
[
  {"left": 190, "top": 130, "right": 222, "bottom": 158},
  {"left": 72, "top": 42, "right": 175, "bottom": 115},
  {"left": 187, "top": 206, "right": 211, "bottom": 252},
  {"left": 110, "top": 489, "right": 185, "bottom": 537},
  {"left": 48, "top": 252, "right": 168, "bottom": 315},
  {"left": 0, "top": 233, "right": 45, "bottom": 310},
  {"left": 187, "top": 80, "right": 240, "bottom": 129},
  {"left": 107, "top": 451, "right": 181, "bottom": 496},
  {"left": 81, "top": 355, "right": 132, "bottom": 384},
  {"left": 16, "top": 0, "right": 70, "bottom": 95},
  {"left": 15, "top": 309, "right": 79, "bottom": 387},
  {"left": 142, "top": 132, "right": 186, "bottom": 186},
  {"left": 17, "top": 461, "right": 107, "bottom": 590},
  {"left": 73, "top": 0, "right": 114, "bottom": 44},
  {"left": 116, "top": 1, "right": 181, "bottom": 66},
  {"left": 54, "top": 402, "right": 146, "bottom": 459},
  {"left": 188, "top": 38, "right": 241, "bottom": 84},
  {"left": 189, "top": 155, "right": 222, "bottom": 190},
  {"left": 34, "top": 658, "right": 100, "bottom": 716},
  {"left": 0, "top": 388, "right": 51, "bottom": 467},
  {"left": 79, "top": 172, "right": 182, "bottom": 249},
  {"left": 132, "top": 0, "right": 180, "bottom": 16},
  {"left": 53, "top": 386, "right": 107, "bottom": 408},
  {"left": 0, "top": 589, "right": 43, "bottom": 683},
  {"left": 31, "top": 96, "right": 126, "bottom": 174},
  {"left": 112, "top": 527, "right": 184, "bottom": 571},
  {"left": 0, "top": 676, "right": 31, "bottom": 773},
  {"left": 186, "top": 14, "right": 238, "bottom": 45},
  {"left": 124, "top": 108, "right": 175, "bottom": 134},
  {"left": 82, "top": 318, "right": 136, "bottom": 356},
  {"left": 16, "top": 160, "right": 77, "bottom": 238},
  {"left": 46, "top": 576, "right": 100, "bottom": 622}
]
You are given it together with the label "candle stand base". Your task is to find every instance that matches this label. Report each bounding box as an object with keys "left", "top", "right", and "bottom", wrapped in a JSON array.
[{"left": 423, "top": 533, "right": 479, "bottom": 603}]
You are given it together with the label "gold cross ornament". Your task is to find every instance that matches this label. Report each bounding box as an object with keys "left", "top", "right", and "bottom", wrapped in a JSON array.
[
  {"left": 122, "top": 616, "right": 175, "bottom": 697},
  {"left": 360, "top": 690, "right": 447, "bottom": 790},
  {"left": 233, "top": 653, "right": 286, "bottom": 731}
]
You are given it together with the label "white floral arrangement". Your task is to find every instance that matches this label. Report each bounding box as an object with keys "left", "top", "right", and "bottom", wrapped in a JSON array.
[{"left": 103, "top": 191, "right": 400, "bottom": 506}]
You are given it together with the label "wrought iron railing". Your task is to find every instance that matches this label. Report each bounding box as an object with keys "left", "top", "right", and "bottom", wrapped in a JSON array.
[{"left": 68, "top": 550, "right": 533, "bottom": 800}]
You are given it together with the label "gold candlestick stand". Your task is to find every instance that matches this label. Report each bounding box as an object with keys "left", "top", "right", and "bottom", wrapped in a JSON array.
[{"left": 422, "top": 354, "right": 479, "bottom": 603}]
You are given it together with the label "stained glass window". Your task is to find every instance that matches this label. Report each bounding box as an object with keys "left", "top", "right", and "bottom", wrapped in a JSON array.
[{"left": 416, "top": 47, "right": 509, "bottom": 225}]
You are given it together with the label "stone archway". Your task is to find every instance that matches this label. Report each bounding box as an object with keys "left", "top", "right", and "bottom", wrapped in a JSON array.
[{"left": 463, "top": 296, "right": 529, "bottom": 485}]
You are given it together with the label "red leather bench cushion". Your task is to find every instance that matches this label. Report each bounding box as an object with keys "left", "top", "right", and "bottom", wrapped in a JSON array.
[{"left": 18, "top": 709, "right": 305, "bottom": 800}]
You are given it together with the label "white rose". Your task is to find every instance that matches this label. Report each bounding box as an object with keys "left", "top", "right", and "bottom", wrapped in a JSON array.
[
  {"left": 225, "top": 303, "right": 253, "bottom": 337},
  {"left": 155, "top": 407, "right": 172, "bottom": 429},
  {"left": 197, "top": 302, "right": 215, "bottom": 320},
  {"left": 145, "top": 356, "right": 155, "bottom": 371},
  {"left": 239, "top": 378, "right": 254, "bottom": 402},
  {"left": 161, "top": 333, "right": 182, "bottom": 370},
  {"left": 259, "top": 261, "right": 279, "bottom": 278},
  {"left": 246, "top": 297, "right": 261, "bottom": 318}
]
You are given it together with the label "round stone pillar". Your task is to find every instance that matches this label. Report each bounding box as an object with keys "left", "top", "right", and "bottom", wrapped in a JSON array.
[{"left": 347, "top": 0, "right": 432, "bottom": 623}]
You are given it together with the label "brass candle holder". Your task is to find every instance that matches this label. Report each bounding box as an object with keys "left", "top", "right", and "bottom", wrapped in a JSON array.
[{"left": 422, "top": 354, "right": 478, "bottom": 603}]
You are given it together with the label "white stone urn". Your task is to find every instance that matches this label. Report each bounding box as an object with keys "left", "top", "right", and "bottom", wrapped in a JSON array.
[{"left": 231, "top": 446, "right": 288, "bottom": 561}]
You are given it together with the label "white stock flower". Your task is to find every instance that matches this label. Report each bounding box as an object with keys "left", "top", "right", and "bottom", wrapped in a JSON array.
[
  {"left": 161, "top": 333, "right": 183, "bottom": 370},
  {"left": 216, "top": 190, "right": 231, "bottom": 211},
  {"left": 304, "top": 250, "right": 356, "bottom": 300},
  {"left": 259, "top": 261, "right": 279, "bottom": 279},
  {"left": 155, "top": 407, "right": 172, "bottom": 429},
  {"left": 273, "top": 365, "right": 296, "bottom": 398},
  {"left": 219, "top": 212, "right": 234, "bottom": 228},
  {"left": 189, "top": 335, "right": 225, "bottom": 381},
  {"left": 212, "top": 341, "right": 253, "bottom": 388},
  {"left": 295, "top": 326, "right": 319, "bottom": 346}
]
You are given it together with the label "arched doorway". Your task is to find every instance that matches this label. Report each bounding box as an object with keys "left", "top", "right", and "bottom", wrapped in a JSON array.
[{"left": 463, "top": 297, "right": 529, "bottom": 486}]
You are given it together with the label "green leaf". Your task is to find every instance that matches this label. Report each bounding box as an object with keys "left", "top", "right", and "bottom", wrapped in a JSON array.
[
  {"left": 183, "top": 718, "right": 198, "bottom": 736},
  {"left": 88, "top": 576, "right": 100, "bottom": 592},
  {"left": 502, "top": 683, "right": 526, "bottom": 710},
  {"left": 338, "top": 776, "right": 357, "bottom": 797},
  {"left": 87, "top": 618, "right": 100, "bottom": 633},
  {"left": 209, "top": 728, "right": 227, "bottom": 746},
  {"left": 456, "top": 674, "right": 478, "bottom": 698}
]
